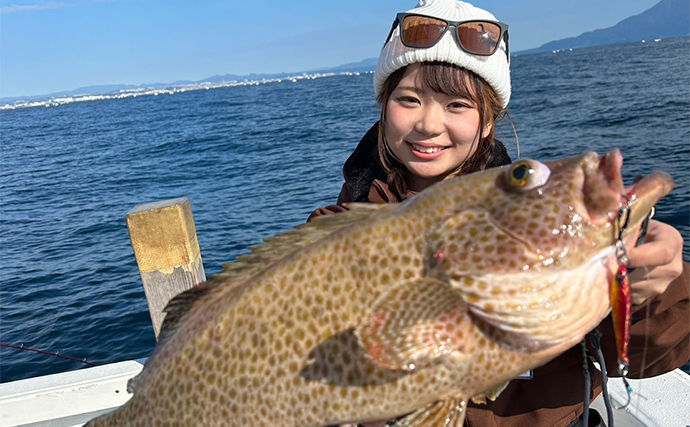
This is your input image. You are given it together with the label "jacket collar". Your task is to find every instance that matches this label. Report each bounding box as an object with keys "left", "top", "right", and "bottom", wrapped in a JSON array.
[{"left": 342, "top": 122, "right": 388, "bottom": 203}]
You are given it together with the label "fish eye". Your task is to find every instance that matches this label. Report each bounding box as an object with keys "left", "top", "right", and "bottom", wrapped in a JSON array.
[
  {"left": 511, "top": 163, "right": 530, "bottom": 184},
  {"left": 507, "top": 160, "right": 550, "bottom": 190}
]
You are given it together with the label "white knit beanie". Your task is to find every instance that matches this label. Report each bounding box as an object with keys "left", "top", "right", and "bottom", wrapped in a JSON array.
[{"left": 374, "top": 0, "right": 511, "bottom": 108}]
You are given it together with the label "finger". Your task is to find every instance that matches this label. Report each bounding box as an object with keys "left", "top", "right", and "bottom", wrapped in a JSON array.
[
  {"left": 642, "top": 220, "right": 682, "bottom": 245},
  {"left": 627, "top": 221, "right": 682, "bottom": 268},
  {"left": 627, "top": 239, "right": 678, "bottom": 269}
]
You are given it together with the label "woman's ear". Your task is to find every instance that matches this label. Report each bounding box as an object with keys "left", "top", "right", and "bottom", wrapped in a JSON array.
[{"left": 482, "top": 120, "right": 494, "bottom": 139}]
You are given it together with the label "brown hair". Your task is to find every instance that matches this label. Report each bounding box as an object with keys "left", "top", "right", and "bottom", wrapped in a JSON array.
[{"left": 376, "top": 61, "right": 505, "bottom": 199}]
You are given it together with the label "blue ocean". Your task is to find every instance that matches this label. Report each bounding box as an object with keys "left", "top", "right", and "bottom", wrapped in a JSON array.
[{"left": 1, "top": 37, "right": 688, "bottom": 383}]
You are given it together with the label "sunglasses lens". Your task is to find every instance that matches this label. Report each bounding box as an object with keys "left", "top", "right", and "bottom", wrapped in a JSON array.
[
  {"left": 458, "top": 22, "right": 502, "bottom": 55},
  {"left": 401, "top": 15, "right": 448, "bottom": 47}
]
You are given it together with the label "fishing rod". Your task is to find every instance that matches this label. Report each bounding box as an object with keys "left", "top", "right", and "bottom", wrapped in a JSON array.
[{"left": 0, "top": 343, "right": 98, "bottom": 366}]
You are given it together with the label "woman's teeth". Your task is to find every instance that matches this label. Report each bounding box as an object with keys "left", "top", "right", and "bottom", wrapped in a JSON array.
[{"left": 411, "top": 143, "right": 444, "bottom": 154}]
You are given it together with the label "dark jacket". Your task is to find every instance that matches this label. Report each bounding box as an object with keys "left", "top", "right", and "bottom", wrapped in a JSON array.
[{"left": 310, "top": 123, "right": 690, "bottom": 427}]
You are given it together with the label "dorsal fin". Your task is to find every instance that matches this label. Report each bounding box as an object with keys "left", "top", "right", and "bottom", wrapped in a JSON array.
[
  {"left": 129, "top": 202, "right": 401, "bottom": 393},
  {"left": 127, "top": 281, "right": 216, "bottom": 393},
  {"left": 155, "top": 282, "right": 214, "bottom": 349}
]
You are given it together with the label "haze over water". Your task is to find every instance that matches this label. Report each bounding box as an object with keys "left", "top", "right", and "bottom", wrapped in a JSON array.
[{"left": 1, "top": 37, "right": 688, "bottom": 382}]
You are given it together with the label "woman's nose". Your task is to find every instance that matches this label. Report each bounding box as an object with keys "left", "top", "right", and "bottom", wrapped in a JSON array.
[{"left": 415, "top": 104, "right": 444, "bottom": 136}]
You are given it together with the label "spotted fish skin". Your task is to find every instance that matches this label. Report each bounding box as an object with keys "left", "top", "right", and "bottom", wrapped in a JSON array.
[{"left": 86, "top": 149, "right": 673, "bottom": 427}]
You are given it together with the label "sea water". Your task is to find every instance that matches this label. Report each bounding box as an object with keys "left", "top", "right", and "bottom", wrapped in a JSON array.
[{"left": 1, "top": 37, "right": 688, "bottom": 382}]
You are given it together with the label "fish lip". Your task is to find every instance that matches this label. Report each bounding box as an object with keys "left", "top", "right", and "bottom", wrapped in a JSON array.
[
  {"left": 623, "top": 171, "right": 674, "bottom": 234},
  {"left": 625, "top": 171, "right": 674, "bottom": 201},
  {"left": 599, "top": 147, "right": 673, "bottom": 203},
  {"left": 589, "top": 149, "right": 674, "bottom": 232},
  {"left": 582, "top": 149, "right": 630, "bottom": 224},
  {"left": 591, "top": 149, "right": 625, "bottom": 200},
  {"left": 600, "top": 149, "right": 625, "bottom": 194}
]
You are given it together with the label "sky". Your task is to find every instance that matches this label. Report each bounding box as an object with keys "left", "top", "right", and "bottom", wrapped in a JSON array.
[{"left": 0, "top": 0, "right": 662, "bottom": 98}]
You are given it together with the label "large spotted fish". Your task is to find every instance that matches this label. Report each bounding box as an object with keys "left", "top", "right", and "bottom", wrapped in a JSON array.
[{"left": 86, "top": 149, "right": 673, "bottom": 427}]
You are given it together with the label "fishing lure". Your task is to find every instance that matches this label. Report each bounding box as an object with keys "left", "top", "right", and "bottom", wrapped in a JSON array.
[
  {"left": 610, "top": 262, "right": 631, "bottom": 374},
  {"left": 611, "top": 203, "right": 654, "bottom": 375},
  {"left": 609, "top": 204, "right": 637, "bottom": 409}
]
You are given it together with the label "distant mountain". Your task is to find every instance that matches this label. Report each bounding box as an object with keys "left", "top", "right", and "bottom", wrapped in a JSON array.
[
  {"left": 311, "top": 57, "right": 379, "bottom": 73},
  {"left": 517, "top": 0, "right": 689, "bottom": 55},
  {"left": 198, "top": 58, "right": 379, "bottom": 84}
]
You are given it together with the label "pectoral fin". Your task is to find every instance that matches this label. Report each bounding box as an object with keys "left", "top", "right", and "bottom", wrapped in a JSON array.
[
  {"left": 355, "top": 278, "right": 468, "bottom": 371},
  {"left": 393, "top": 397, "right": 467, "bottom": 427},
  {"left": 470, "top": 381, "right": 509, "bottom": 404}
]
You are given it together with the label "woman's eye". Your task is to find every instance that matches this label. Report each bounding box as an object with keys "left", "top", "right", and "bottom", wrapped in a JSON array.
[
  {"left": 449, "top": 102, "right": 471, "bottom": 110},
  {"left": 399, "top": 96, "right": 419, "bottom": 104}
]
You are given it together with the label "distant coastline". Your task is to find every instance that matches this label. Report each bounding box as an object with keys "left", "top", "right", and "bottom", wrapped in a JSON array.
[
  {"left": 4, "top": 37, "right": 689, "bottom": 111},
  {"left": 0, "top": 71, "right": 374, "bottom": 111}
]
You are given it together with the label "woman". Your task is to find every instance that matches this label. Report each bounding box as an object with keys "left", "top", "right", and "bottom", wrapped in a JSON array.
[{"left": 311, "top": 0, "right": 689, "bottom": 426}]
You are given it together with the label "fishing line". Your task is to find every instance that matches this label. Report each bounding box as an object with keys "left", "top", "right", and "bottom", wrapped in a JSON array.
[
  {"left": 0, "top": 343, "right": 98, "bottom": 366},
  {"left": 504, "top": 111, "right": 520, "bottom": 159},
  {"left": 638, "top": 298, "right": 651, "bottom": 377},
  {"left": 631, "top": 294, "right": 653, "bottom": 415}
]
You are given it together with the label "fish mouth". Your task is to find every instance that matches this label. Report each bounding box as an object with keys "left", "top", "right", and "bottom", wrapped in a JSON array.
[{"left": 586, "top": 148, "right": 674, "bottom": 232}]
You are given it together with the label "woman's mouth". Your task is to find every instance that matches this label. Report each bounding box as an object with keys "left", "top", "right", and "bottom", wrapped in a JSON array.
[{"left": 408, "top": 142, "right": 448, "bottom": 159}]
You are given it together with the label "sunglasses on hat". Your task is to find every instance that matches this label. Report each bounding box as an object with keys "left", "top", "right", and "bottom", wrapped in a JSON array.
[{"left": 385, "top": 13, "right": 510, "bottom": 62}]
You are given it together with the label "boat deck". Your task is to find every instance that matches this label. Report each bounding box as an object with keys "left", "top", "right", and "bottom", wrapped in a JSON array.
[{"left": 1, "top": 361, "right": 688, "bottom": 426}]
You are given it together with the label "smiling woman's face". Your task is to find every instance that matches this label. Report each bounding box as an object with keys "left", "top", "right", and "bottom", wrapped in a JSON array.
[{"left": 384, "top": 63, "right": 491, "bottom": 192}]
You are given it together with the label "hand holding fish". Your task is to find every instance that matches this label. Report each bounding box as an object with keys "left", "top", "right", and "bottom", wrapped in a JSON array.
[{"left": 627, "top": 220, "right": 684, "bottom": 305}]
